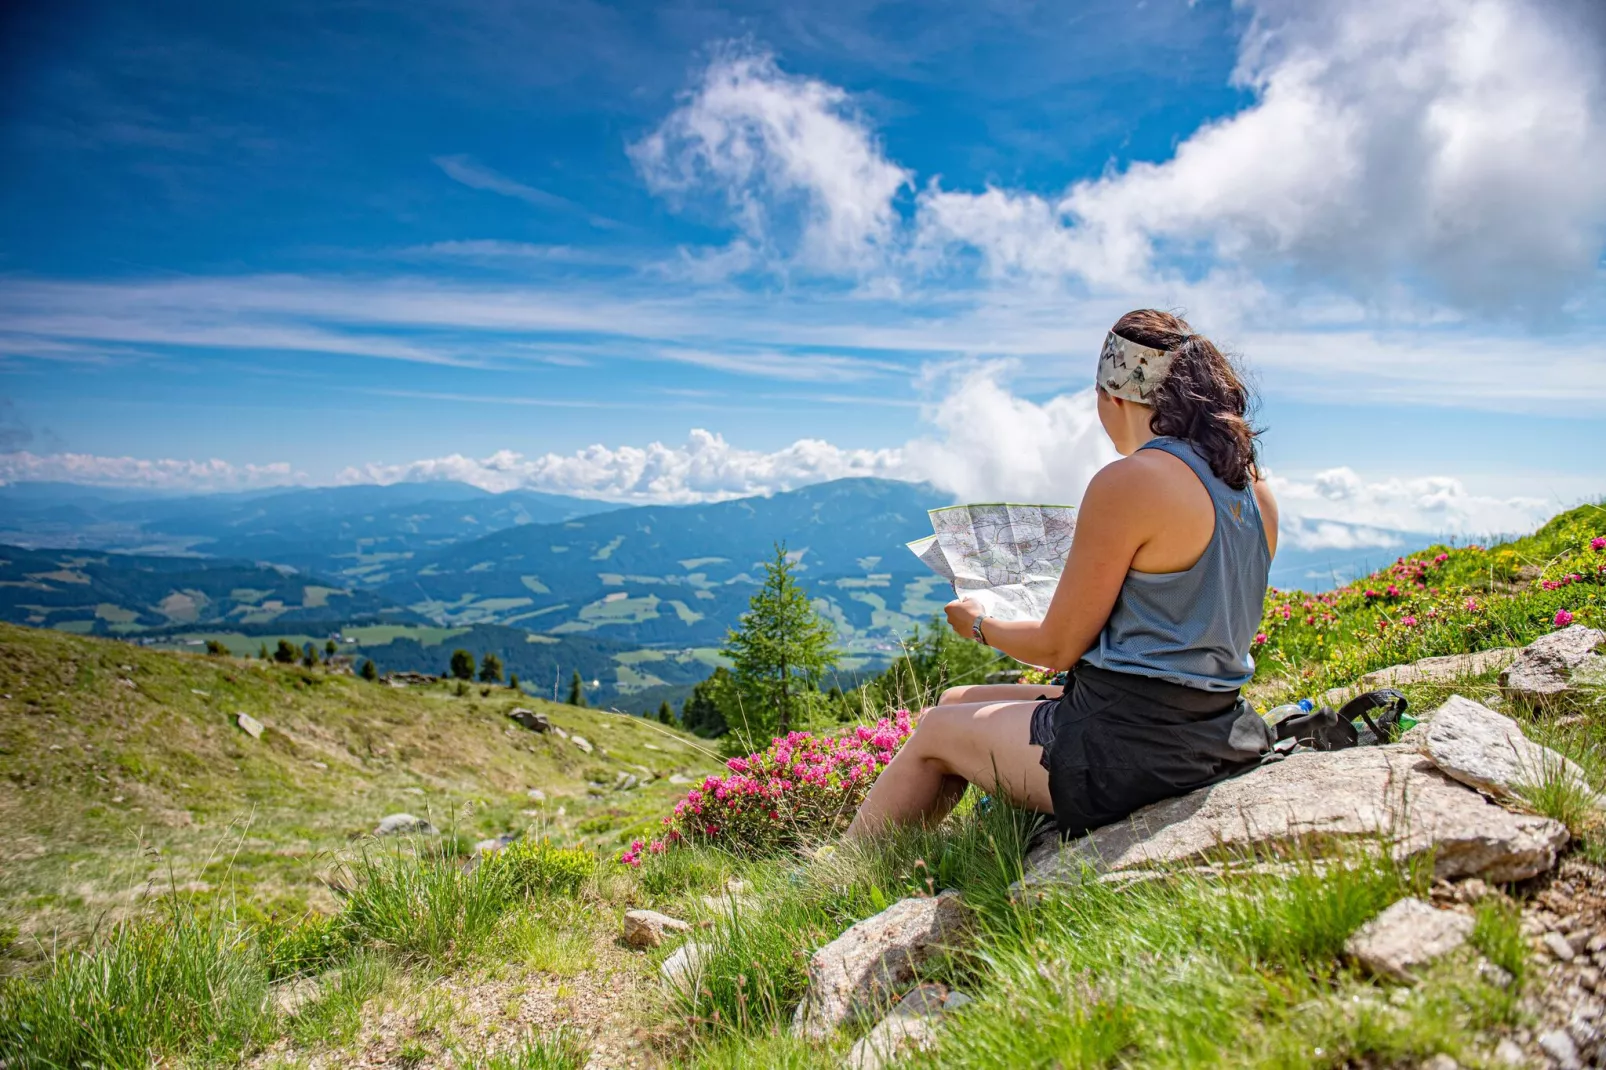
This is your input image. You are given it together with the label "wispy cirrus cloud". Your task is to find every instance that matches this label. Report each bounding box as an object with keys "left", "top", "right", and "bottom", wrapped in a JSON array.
[{"left": 433, "top": 154, "right": 622, "bottom": 229}]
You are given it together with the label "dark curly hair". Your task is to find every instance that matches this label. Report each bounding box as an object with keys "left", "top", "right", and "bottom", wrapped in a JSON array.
[{"left": 1109, "top": 309, "right": 1261, "bottom": 490}]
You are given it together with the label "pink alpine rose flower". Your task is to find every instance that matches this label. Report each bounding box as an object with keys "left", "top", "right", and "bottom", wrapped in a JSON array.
[{"left": 1555, "top": 609, "right": 1575, "bottom": 628}]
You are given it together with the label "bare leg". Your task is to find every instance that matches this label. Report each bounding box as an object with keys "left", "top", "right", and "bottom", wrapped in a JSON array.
[
  {"left": 846, "top": 699, "right": 1052, "bottom": 839},
  {"left": 939, "top": 683, "right": 1062, "bottom": 706}
]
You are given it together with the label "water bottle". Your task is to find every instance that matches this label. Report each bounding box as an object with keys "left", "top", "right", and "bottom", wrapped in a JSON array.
[{"left": 1266, "top": 702, "right": 1304, "bottom": 724}]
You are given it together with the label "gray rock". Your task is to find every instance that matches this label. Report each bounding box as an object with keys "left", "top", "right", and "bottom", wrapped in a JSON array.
[
  {"left": 1537, "top": 1028, "right": 1582, "bottom": 1070},
  {"left": 660, "top": 940, "right": 705, "bottom": 994},
  {"left": 374, "top": 813, "right": 436, "bottom": 836},
  {"left": 614, "top": 772, "right": 639, "bottom": 791},
  {"left": 235, "top": 712, "right": 265, "bottom": 739},
  {"left": 1319, "top": 648, "right": 1521, "bottom": 708},
  {"left": 1017, "top": 748, "right": 1568, "bottom": 894},
  {"left": 508, "top": 707, "right": 550, "bottom": 732},
  {"left": 1544, "top": 931, "right": 1577, "bottom": 962},
  {"left": 791, "top": 891, "right": 967, "bottom": 1040},
  {"left": 473, "top": 834, "right": 518, "bottom": 856},
  {"left": 623, "top": 908, "right": 692, "bottom": 949},
  {"left": 571, "top": 734, "right": 593, "bottom": 754},
  {"left": 526, "top": 788, "right": 546, "bottom": 802},
  {"left": 1419, "top": 1056, "right": 1460, "bottom": 1070},
  {"left": 1493, "top": 1038, "right": 1527, "bottom": 1066},
  {"left": 847, "top": 983, "right": 971, "bottom": 1070},
  {"left": 1344, "top": 898, "right": 1474, "bottom": 982},
  {"left": 1500, "top": 625, "right": 1606, "bottom": 707},
  {"left": 1422, "top": 695, "right": 1600, "bottom": 805},
  {"left": 668, "top": 773, "right": 693, "bottom": 785}
]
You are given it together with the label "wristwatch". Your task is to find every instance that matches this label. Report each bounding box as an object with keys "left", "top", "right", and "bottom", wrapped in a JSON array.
[{"left": 971, "top": 614, "right": 991, "bottom": 645}]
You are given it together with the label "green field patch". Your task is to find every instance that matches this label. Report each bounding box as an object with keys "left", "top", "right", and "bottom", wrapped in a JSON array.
[
  {"left": 666, "top": 600, "right": 703, "bottom": 624},
  {"left": 51, "top": 620, "right": 95, "bottom": 634},
  {"left": 693, "top": 589, "right": 716, "bottom": 601},
  {"left": 342, "top": 625, "right": 470, "bottom": 647},
  {"left": 848, "top": 591, "right": 887, "bottom": 612},
  {"left": 614, "top": 664, "right": 668, "bottom": 692},
  {"left": 157, "top": 590, "right": 207, "bottom": 623},
  {"left": 591, "top": 534, "right": 625, "bottom": 561},
  {"left": 561, "top": 593, "right": 662, "bottom": 630},
  {"left": 301, "top": 585, "right": 341, "bottom": 609},
  {"left": 684, "top": 572, "right": 719, "bottom": 589},
  {"left": 856, "top": 556, "right": 883, "bottom": 570},
  {"left": 549, "top": 545, "right": 570, "bottom": 553},
  {"left": 899, "top": 574, "right": 952, "bottom": 618},
  {"left": 834, "top": 574, "right": 892, "bottom": 589},
  {"left": 27, "top": 569, "right": 91, "bottom": 585},
  {"left": 227, "top": 588, "right": 272, "bottom": 605},
  {"left": 597, "top": 573, "right": 625, "bottom": 586},
  {"left": 469, "top": 597, "right": 533, "bottom": 613},
  {"left": 678, "top": 556, "right": 728, "bottom": 570},
  {"left": 524, "top": 633, "right": 559, "bottom": 644},
  {"left": 520, "top": 575, "right": 550, "bottom": 595},
  {"left": 613, "top": 649, "right": 668, "bottom": 665},
  {"left": 467, "top": 561, "right": 498, "bottom": 573},
  {"left": 93, "top": 603, "right": 139, "bottom": 624}
]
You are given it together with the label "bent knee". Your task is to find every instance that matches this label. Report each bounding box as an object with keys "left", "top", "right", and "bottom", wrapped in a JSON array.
[{"left": 937, "top": 685, "right": 970, "bottom": 706}]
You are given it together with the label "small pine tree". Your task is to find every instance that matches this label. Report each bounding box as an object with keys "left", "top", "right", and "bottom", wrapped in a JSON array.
[
  {"left": 681, "top": 667, "right": 737, "bottom": 738},
  {"left": 508, "top": 672, "right": 520, "bottom": 691},
  {"left": 566, "top": 669, "right": 588, "bottom": 708},
  {"left": 273, "top": 639, "right": 297, "bottom": 664},
  {"left": 478, "top": 652, "right": 504, "bottom": 684},
  {"left": 258, "top": 642, "right": 269, "bottom": 660},
  {"left": 204, "top": 639, "right": 227, "bottom": 656},
  {"left": 722, "top": 542, "right": 840, "bottom": 740},
  {"left": 449, "top": 648, "right": 476, "bottom": 681},
  {"left": 301, "top": 643, "right": 318, "bottom": 669},
  {"left": 360, "top": 659, "right": 378, "bottom": 682},
  {"left": 657, "top": 700, "right": 675, "bottom": 726},
  {"left": 325, "top": 638, "right": 338, "bottom": 657}
]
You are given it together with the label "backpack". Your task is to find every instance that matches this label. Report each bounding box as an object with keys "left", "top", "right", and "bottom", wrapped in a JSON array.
[{"left": 1272, "top": 688, "right": 1409, "bottom": 752}]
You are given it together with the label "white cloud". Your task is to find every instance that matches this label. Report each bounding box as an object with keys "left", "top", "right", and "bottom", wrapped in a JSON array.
[
  {"left": 631, "top": 47, "right": 911, "bottom": 274},
  {"left": 915, "top": 0, "right": 1606, "bottom": 312},
  {"left": 0, "top": 451, "right": 297, "bottom": 491},
  {"left": 1267, "top": 465, "right": 1553, "bottom": 542}
]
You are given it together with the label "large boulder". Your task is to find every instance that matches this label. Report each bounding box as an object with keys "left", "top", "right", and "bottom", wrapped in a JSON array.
[
  {"left": 1345, "top": 897, "right": 1474, "bottom": 982},
  {"left": 1421, "top": 695, "right": 1600, "bottom": 805},
  {"left": 507, "top": 707, "right": 550, "bottom": 733},
  {"left": 791, "top": 891, "right": 967, "bottom": 1040},
  {"left": 1500, "top": 625, "right": 1606, "bottom": 707},
  {"left": 847, "top": 983, "right": 971, "bottom": 1070},
  {"left": 1017, "top": 747, "right": 1567, "bottom": 893}
]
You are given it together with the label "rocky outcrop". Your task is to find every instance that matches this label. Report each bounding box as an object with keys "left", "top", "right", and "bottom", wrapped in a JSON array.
[
  {"left": 1421, "top": 695, "right": 1600, "bottom": 806},
  {"left": 847, "top": 983, "right": 971, "bottom": 1070},
  {"left": 1318, "top": 648, "right": 1522, "bottom": 707},
  {"left": 374, "top": 813, "right": 436, "bottom": 836},
  {"left": 791, "top": 891, "right": 966, "bottom": 1040},
  {"left": 1500, "top": 625, "right": 1606, "bottom": 707},
  {"left": 507, "top": 707, "right": 550, "bottom": 732},
  {"left": 1017, "top": 747, "right": 1568, "bottom": 893},
  {"left": 623, "top": 909, "right": 692, "bottom": 949},
  {"left": 1345, "top": 898, "right": 1474, "bottom": 982}
]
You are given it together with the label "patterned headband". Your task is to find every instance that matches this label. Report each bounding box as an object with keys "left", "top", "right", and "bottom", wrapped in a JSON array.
[{"left": 1097, "top": 331, "right": 1176, "bottom": 404}]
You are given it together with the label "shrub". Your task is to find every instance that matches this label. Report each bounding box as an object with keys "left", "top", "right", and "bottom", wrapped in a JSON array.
[
  {"left": 0, "top": 901, "right": 270, "bottom": 1069},
  {"left": 486, "top": 838, "right": 595, "bottom": 896},
  {"left": 261, "top": 910, "right": 349, "bottom": 981},
  {"left": 360, "top": 658, "right": 378, "bottom": 681},
  {"left": 204, "top": 639, "right": 228, "bottom": 656},
  {"left": 274, "top": 638, "right": 298, "bottom": 664},
  {"left": 450, "top": 648, "right": 476, "bottom": 681},
  {"left": 625, "top": 710, "right": 914, "bottom": 861},
  {"left": 335, "top": 841, "right": 511, "bottom": 966}
]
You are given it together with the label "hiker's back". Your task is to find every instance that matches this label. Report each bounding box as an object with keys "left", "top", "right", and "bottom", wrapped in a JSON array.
[{"left": 1080, "top": 435, "right": 1272, "bottom": 691}]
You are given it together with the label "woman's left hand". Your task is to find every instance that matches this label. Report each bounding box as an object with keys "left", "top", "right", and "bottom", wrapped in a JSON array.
[{"left": 944, "top": 597, "right": 984, "bottom": 640}]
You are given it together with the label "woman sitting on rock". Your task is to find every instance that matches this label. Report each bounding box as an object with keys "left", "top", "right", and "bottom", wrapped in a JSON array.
[{"left": 848, "top": 309, "right": 1279, "bottom": 841}]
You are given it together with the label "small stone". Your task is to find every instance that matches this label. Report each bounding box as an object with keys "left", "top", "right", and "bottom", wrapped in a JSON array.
[
  {"left": 1419, "top": 1055, "right": 1459, "bottom": 1070},
  {"left": 235, "top": 712, "right": 265, "bottom": 739},
  {"left": 1578, "top": 966, "right": 1602, "bottom": 992},
  {"left": 613, "top": 772, "right": 639, "bottom": 791},
  {"left": 1492, "top": 1038, "right": 1526, "bottom": 1067},
  {"left": 1454, "top": 878, "right": 1492, "bottom": 904},
  {"left": 1478, "top": 960, "right": 1515, "bottom": 989},
  {"left": 1544, "top": 931, "right": 1577, "bottom": 962},
  {"left": 571, "top": 735, "right": 593, "bottom": 754},
  {"left": 508, "top": 708, "right": 550, "bottom": 733},
  {"left": 660, "top": 940, "right": 705, "bottom": 993},
  {"left": 310, "top": 761, "right": 327, "bottom": 770},
  {"left": 1566, "top": 929, "right": 1591, "bottom": 955},
  {"left": 374, "top": 813, "right": 436, "bottom": 836},
  {"left": 623, "top": 909, "right": 692, "bottom": 949},
  {"left": 846, "top": 984, "right": 972, "bottom": 1070},
  {"left": 668, "top": 773, "right": 693, "bottom": 785},
  {"left": 1587, "top": 934, "right": 1606, "bottom": 954},
  {"left": 526, "top": 788, "right": 547, "bottom": 802},
  {"left": 1345, "top": 898, "right": 1475, "bottom": 983},
  {"left": 1537, "top": 1028, "right": 1581, "bottom": 1070}
]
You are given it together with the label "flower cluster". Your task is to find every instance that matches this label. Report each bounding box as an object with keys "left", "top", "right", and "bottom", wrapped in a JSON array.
[{"left": 620, "top": 711, "right": 917, "bottom": 863}]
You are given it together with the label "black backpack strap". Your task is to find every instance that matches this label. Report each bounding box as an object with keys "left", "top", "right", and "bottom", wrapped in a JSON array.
[{"left": 1340, "top": 688, "right": 1409, "bottom": 745}]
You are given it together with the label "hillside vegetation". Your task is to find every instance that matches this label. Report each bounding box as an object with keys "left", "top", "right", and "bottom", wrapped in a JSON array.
[{"left": 0, "top": 503, "right": 1602, "bottom": 1069}]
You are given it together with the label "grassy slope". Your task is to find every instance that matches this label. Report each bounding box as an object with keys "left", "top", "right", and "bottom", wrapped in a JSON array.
[{"left": 0, "top": 622, "right": 722, "bottom": 965}]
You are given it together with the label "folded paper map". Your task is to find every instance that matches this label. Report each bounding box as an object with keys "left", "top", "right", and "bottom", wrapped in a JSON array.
[{"left": 906, "top": 503, "right": 1077, "bottom": 622}]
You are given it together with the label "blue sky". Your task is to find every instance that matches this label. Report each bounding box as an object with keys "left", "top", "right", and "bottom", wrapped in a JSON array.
[{"left": 1, "top": 0, "right": 1603, "bottom": 547}]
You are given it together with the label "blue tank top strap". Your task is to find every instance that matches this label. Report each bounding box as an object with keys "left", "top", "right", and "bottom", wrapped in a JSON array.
[{"left": 1078, "top": 436, "right": 1271, "bottom": 692}]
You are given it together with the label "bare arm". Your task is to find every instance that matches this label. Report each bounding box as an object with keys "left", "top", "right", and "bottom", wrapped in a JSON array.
[{"left": 944, "top": 462, "right": 1150, "bottom": 671}]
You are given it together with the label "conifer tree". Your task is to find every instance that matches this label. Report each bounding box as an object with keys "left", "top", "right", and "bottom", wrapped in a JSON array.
[
  {"left": 508, "top": 672, "right": 520, "bottom": 691},
  {"left": 325, "top": 638, "right": 338, "bottom": 657},
  {"left": 478, "top": 652, "right": 504, "bottom": 683},
  {"left": 360, "top": 659, "right": 378, "bottom": 681},
  {"left": 681, "top": 667, "right": 735, "bottom": 738},
  {"left": 258, "top": 642, "right": 270, "bottom": 660},
  {"left": 566, "top": 669, "right": 588, "bottom": 707},
  {"left": 273, "top": 639, "right": 297, "bottom": 664},
  {"left": 449, "top": 648, "right": 476, "bottom": 681},
  {"left": 657, "top": 700, "right": 674, "bottom": 726},
  {"left": 722, "top": 543, "right": 839, "bottom": 740}
]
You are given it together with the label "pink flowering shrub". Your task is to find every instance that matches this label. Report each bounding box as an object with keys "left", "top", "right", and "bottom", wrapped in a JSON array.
[{"left": 620, "top": 711, "right": 916, "bottom": 863}]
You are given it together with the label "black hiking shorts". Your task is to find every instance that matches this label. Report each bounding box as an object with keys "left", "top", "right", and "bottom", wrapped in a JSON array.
[{"left": 1029, "top": 663, "right": 1271, "bottom": 839}]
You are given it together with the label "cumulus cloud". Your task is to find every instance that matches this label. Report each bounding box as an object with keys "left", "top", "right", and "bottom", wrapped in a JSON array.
[
  {"left": 0, "top": 451, "right": 297, "bottom": 491},
  {"left": 1267, "top": 466, "right": 1553, "bottom": 543},
  {"left": 916, "top": 0, "right": 1606, "bottom": 312},
  {"left": 631, "top": 48, "right": 911, "bottom": 274}
]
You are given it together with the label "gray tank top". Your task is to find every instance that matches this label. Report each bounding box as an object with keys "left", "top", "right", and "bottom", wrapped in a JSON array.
[{"left": 1079, "top": 436, "right": 1270, "bottom": 692}]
